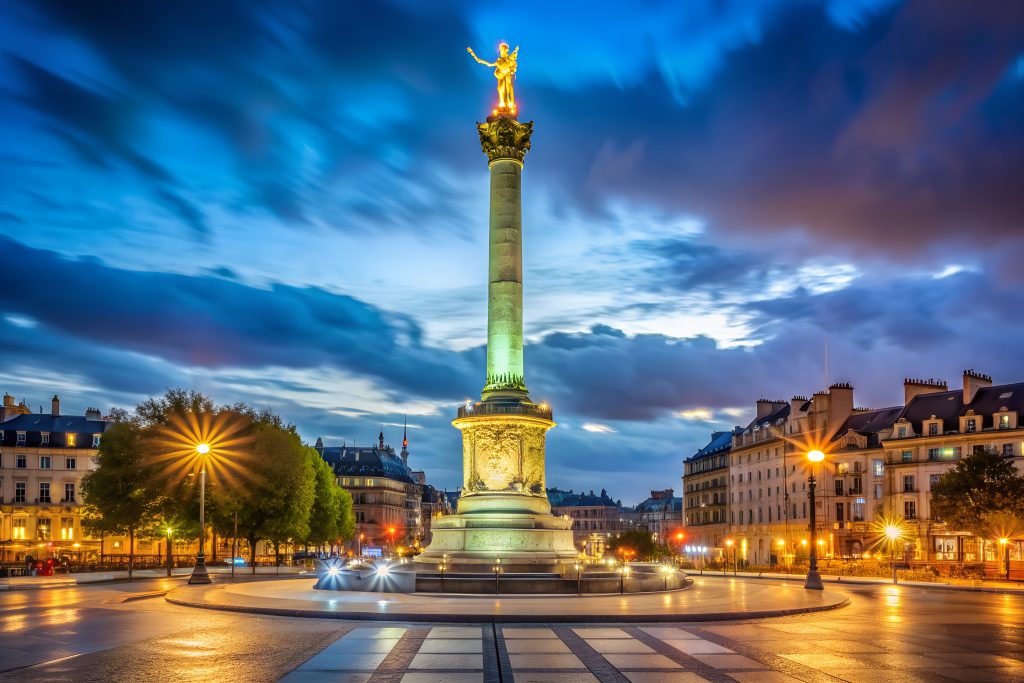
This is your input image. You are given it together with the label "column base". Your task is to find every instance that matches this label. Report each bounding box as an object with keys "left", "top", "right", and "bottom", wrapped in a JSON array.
[{"left": 188, "top": 554, "right": 212, "bottom": 585}]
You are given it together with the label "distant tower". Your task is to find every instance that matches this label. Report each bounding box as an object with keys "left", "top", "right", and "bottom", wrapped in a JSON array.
[
  {"left": 400, "top": 416, "right": 409, "bottom": 466},
  {"left": 378, "top": 430, "right": 385, "bottom": 450}
]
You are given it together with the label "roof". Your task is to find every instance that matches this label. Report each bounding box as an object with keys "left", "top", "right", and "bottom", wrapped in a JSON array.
[
  {"left": 547, "top": 488, "right": 621, "bottom": 508},
  {"left": 316, "top": 445, "right": 416, "bottom": 484},
  {"left": 635, "top": 494, "right": 682, "bottom": 514},
  {"left": 834, "top": 406, "right": 902, "bottom": 440},
  {"left": 743, "top": 403, "right": 791, "bottom": 432},
  {"left": 1, "top": 414, "right": 110, "bottom": 447},
  {"left": 686, "top": 430, "right": 733, "bottom": 463},
  {"left": 897, "top": 381, "right": 1024, "bottom": 434}
]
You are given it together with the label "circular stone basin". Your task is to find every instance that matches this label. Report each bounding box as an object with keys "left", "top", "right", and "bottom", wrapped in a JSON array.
[{"left": 166, "top": 575, "right": 850, "bottom": 623}]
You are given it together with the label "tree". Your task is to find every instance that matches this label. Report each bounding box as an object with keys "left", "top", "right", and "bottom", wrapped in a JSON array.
[
  {"left": 81, "top": 419, "right": 161, "bottom": 579},
  {"left": 235, "top": 420, "right": 315, "bottom": 572},
  {"left": 306, "top": 451, "right": 355, "bottom": 553},
  {"left": 605, "top": 529, "right": 672, "bottom": 561},
  {"left": 931, "top": 447, "right": 1024, "bottom": 539}
]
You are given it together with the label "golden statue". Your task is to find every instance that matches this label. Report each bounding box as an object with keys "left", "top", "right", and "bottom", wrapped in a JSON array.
[{"left": 467, "top": 43, "right": 519, "bottom": 114}]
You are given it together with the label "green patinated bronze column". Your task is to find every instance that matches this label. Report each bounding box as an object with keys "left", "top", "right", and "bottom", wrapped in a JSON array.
[{"left": 477, "top": 115, "right": 534, "bottom": 401}]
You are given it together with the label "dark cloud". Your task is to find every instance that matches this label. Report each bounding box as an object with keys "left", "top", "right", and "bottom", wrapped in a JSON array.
[{"left": 0, "top": 236, "right": 476, "bottom": 400}]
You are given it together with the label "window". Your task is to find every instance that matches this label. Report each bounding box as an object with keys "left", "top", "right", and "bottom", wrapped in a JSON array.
[
  {"left": 365, "top": 479, "right": 375, "bottom": 487},
  {"left": 834, "top": 480, "right": 843, "bottom": 495},
  {"left": 14, "top": 481, "right": 26, "bottom": 503},
  {"left": 11, "top": 518, "right": 27, "bottom": 539},
  {"left": 60, "top": 518, "right": 74, "bottom": 540},
  {"left": 66, "top": 456, "right": 76, "bottom": 469},
  {"left": 898, "top": 427, "right": 907, "bottom": 438},
  {"left": 39, "top": 482, "right": 51, "bottom": 504},
  {"left": 901, "top": 450, "right": 913, "bottom": 463},
  {"left": 965, "top": 418, "right": 976, "bottom": 433},
  {"left": 802, "top": 502, "right": 807, "bottom": 518},
  {"left": 999, "top": 414, "right": 1010, "bottom": 430},
  {"left": 851, "top": 477, "right": 862, "bottom": 494},
  {"left": 927, "top": 448, "right": 940, "bottom": 460},
  {"left": 837, "top": 463, "right": 849, "bottom": 475},
  {"left": 928, "top": 423, "right": 938, "bottom": 436},
  {"left": 36, "top": 518, "right": 51, "bottom": 540},
  {"left": 41, "top": 432, "right": 50, "bottom": 445},
  {"left": 40, "top": 456, "right": 51, "bottom": 469},
  {"left": 903, "top": 475, "right": 915, "bottom": 492},
  {"left": 92, "top": 434, "right": 101, "bottom": 448},
  {"left": 873, "top": 460, "right": 883, "bottom": 476},
  {"left": 929, "top": 474, "right": 941, "bottom": 487},
  {"left": 904, "top": 501, "right": 917, "bottom": 519},
  {"left": 1003, "top": 443, "right": 1014, "bottom": 457},
  {"left": 66, "top": 433, "right": 76, "bottom": 447},
  {"left": 874, "top": 483, "right": 883, "bottom": 500},
  {"left": 16, "top": 431, "right": 26, "bottom": 445},
  {"left": 15, "top": 454, "right": 26, "bottom": 469},
  {"left": 836, "top": 503, "right": 844, "bottom": 522},
  {"left": 64, "top": 482, "right": 75, "bottom": 502}
]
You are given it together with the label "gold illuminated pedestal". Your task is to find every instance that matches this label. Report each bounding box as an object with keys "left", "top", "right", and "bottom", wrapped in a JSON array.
[{"left": 415, "top": 94, "right": 577, "bottom": 572}]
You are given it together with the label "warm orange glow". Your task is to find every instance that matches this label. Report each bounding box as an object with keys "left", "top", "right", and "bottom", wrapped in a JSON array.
[
  {"left": 725, "top": 539, "right": 734, "bottom": 547},
  {"left": 807, "top": 449, "right": 825, "bottom": 463},
  {"left": 151, "top": 410, "right": 253, "bottom": 487},
  {"left": 675, "top": 532, "right": 684, "bottom": 541}
]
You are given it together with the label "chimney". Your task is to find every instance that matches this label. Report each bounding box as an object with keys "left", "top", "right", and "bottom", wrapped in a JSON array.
[
  {"left": 963, "top": 370, "right": 992, "bottom": 405},
  {"left": 85, "top": 407, "right": 102, "bottom": 420},
  {"left": 828, "top": 383, "right": 854, "bottom": 427},
  {"left": 51, "top": 394, "right": 60, "bottom": 416},
  {"left": 903, "top": 378, "right": 947, "bottom": 405},
  {"left": 3, "top": 393, "right": 12, "bottom": 409}
]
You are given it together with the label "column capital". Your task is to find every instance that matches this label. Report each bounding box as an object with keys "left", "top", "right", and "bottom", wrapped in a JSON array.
[{"left": 477, "top": 115, "right": 533, "bottom": 164}]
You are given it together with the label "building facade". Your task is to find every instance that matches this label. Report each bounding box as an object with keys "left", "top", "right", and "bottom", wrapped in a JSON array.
[
  {"left": 635, "top": 488, "right": 682, "bottom": 542},
  {"left": 316, "top": 429, "right": 431, "bottom": 555},
  {"left": 548, "top": 488, "right": 629, "bottom": 556},
  {"left": 0, "top": 395, "right": 111, "bottom": 562},
  {"left": 682, "top": 430, "right": 733, "bottom": 551}
]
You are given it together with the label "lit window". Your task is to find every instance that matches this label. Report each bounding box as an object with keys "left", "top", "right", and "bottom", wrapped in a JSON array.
[
  {"left": 965, "top": 419, "right": 976, "bottom": 433},
  {"left": 873, "top": 460, "right": 883, "bottom": 476},
  {"left": 36, "top": 518, "right": 51, "bottom": 540},
  {"left": 12, "top": 519, "right": 26, "bottom": 539},
  {"left": 66, "top": 433, "right": 76, "bottom": 447},
  {"left": 999, "top": 415, "right": 1010, "bottom": 430},
  {"left": 60, "top": 518, "right": 74, "bottom": 540}
]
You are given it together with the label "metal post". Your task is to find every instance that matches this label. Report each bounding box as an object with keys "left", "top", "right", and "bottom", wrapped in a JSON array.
[
  {"left": 231, "top": 509, "right": 238, "bottom": 580},
  {"left": 804, "top": 470, "right": 823, "bottom": 590},
  {"left": 166, "top": 528, "right": 172, "bottom": 577},
  {"left": 188, "top": 468, "right": 211, "bottom": 584},
  {"left": 1006, "top": 543, "right": 1011, "bottom": 582}
]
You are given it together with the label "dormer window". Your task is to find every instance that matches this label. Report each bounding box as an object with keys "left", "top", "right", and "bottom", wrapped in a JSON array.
[
  {"left": 999, "top": 414, "right": 1010, "bottom": 430},
  {"left": 965, "top": 418, "right": 976, "bottom": 433},
  {"left": 41, "top": 432, "right": 50, "bottom": 445},
  {"left": 92, "top": 434, "right": 101, "bottom": 448},
  {"left": 16, "top": 431, "right": 26, "bottom": 445},
  {"left": 897, "top": 426, "right": 907, "bottom": 438},
  {"left": 928, "top": 423, "right": 938, "bottom": 436},
  {"left": 66, "top": 433, "right": 76, "bottom": 447}
]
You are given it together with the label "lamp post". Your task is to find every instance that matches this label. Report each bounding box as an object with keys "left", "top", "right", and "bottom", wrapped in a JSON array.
[
  {"left": 166, "top": 527, "right": 173, "bottom": 577},
  {"left": 804, "top": 449, "right": 825, "bottom": 590},
  {"left": 188, "top": 443, "right": 212, "bottom": 585},
  {"left": 440, "top": 553, "right": 448, "bottom": 592},
  {"left": 575, "top": 562, "right": 582, "bottom": 594},
  {"left": 493, "top": 558, "right": 502, "bottom": 594},
  {"left": 357, "top": 532, "right": 364, "bottom": 559},
  {"left": 725, "top": 538, "right": 735, "bottom": 575},
  {"left": 999, "top": 538, "right": 1010, "bottom": 581},
  {"left": 885, "top": 524, "right": 901, "bottom": 584},
  {"left": 387, "top": 527, "right": 396, "bottom": 557}
]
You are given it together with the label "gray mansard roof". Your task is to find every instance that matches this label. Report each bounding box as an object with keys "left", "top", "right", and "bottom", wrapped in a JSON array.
[
  {"left": 316, "top": 444, "right": 416, "bottom": 484},
  {"left": 1, "top": 413, "right": 110, "bottom": 447}
]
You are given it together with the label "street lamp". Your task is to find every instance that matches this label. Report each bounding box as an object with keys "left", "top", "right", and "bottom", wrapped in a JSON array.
[
  {"left": 574, "top": 562, "right": 582, "bottom": 594},
  {"left": 999, "top": 537, "right": 1010, "bottom": 581},
  {"left": 166, "top": 526, "right": 174, "bottom": 577},
  {"left": 493, "top": 557, "right": 502, "bottom": 594},
  {"left": 387, "top": 527, "right": 396, "bottom": 557},
  {"left": 188, "top": 443, "right": 212, "bottom": 585},
  {"left": 725, "top": 538, "right": 736, "bottom": 575},
  {"left": 440, "top": 554, "right": 448, "bottom": 593},
  {"left": 804, "top": 449, "right": 825, "bottom": 590}
]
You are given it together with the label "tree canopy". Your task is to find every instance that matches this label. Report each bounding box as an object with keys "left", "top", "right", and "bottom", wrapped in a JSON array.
[{"left": 930, "top": 447, "right": 1024, "bottom": 538}]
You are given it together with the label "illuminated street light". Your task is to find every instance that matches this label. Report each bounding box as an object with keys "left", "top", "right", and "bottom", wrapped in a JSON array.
[
  {"left": 804, "top": 449, "right": 825, "bottom": 590},
  {"left": 188, "top": 443, "right": 212, "bottom": 585},
  {"left": 999, "top": 537, "right": 1010, "bottom": 581},
  {"left": 166, "top": 526, "right": 174, "bottom": 577}
]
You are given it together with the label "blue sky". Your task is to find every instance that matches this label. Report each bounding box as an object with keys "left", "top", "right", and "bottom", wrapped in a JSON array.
[{"left": 1, "top": 0, "right": 1022, "bottom": 504}]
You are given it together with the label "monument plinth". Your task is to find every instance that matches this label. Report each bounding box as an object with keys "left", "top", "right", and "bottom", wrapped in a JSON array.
[{"left": 416, "top": 48, "right": 577, "bottom": 571}]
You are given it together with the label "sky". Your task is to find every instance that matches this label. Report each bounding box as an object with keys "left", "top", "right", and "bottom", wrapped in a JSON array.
[{"left": 1, "top": 0, "right": 1022, "bottom": 504}]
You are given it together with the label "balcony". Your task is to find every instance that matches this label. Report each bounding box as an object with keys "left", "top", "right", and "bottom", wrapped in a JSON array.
[{"left": 457, "top": 401, "right": 552, "bottom": 420}]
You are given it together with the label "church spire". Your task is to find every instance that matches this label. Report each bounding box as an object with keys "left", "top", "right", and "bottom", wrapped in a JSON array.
[{"left": 400, "top": 415, "right": 409, "bottom": 466}]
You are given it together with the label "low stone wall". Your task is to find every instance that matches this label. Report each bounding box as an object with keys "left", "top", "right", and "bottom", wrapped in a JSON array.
[{"left": 415, "top": 572, "right": 689, "bottom": 594}]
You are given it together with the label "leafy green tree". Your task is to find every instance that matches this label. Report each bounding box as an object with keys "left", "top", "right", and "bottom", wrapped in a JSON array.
[
  {"left": 931, "top": 447, "right": 1024, "bottom": 539},
  {"left": 605, "top": 529, "right": 672, "bottom": 561},
  {"left": 302, "top": 449, "right": 356, "bottom": 553},
  {"left": 81, "top": 420, "right": 161, "bottom": 579},
  {"left": 235, "top": 420, "right": 315, "bottom": 572}
]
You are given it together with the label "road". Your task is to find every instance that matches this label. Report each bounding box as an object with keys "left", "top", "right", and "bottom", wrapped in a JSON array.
[{"left": 0, "top": 576, "right": 1021, "bottom": 682}]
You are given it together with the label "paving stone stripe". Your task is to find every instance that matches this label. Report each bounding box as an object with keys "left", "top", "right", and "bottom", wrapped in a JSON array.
[
  {"left": 623, "top": 627, "right": 737, "bottom": 683},
  {"left": 554, "top": 627, "right": 631, "bottom": 683},
  {"left": 367, "top": 626, "right": 430, "bottom": 683},
  {"left": 491, "top": 624, "right": 514, "bottom": 682},
  {"left": 693, "top": 626, "right": 853, "bottom": 683}
]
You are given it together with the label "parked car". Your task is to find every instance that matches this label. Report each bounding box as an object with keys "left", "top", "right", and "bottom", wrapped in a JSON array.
[{"left": 224, "top": 556, "right": 247, "bottom": 566}]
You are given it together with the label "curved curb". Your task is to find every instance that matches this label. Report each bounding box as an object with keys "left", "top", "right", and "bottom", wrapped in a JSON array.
[{"left": 165, "top": 586, "right": 850, "bottom": 623}]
